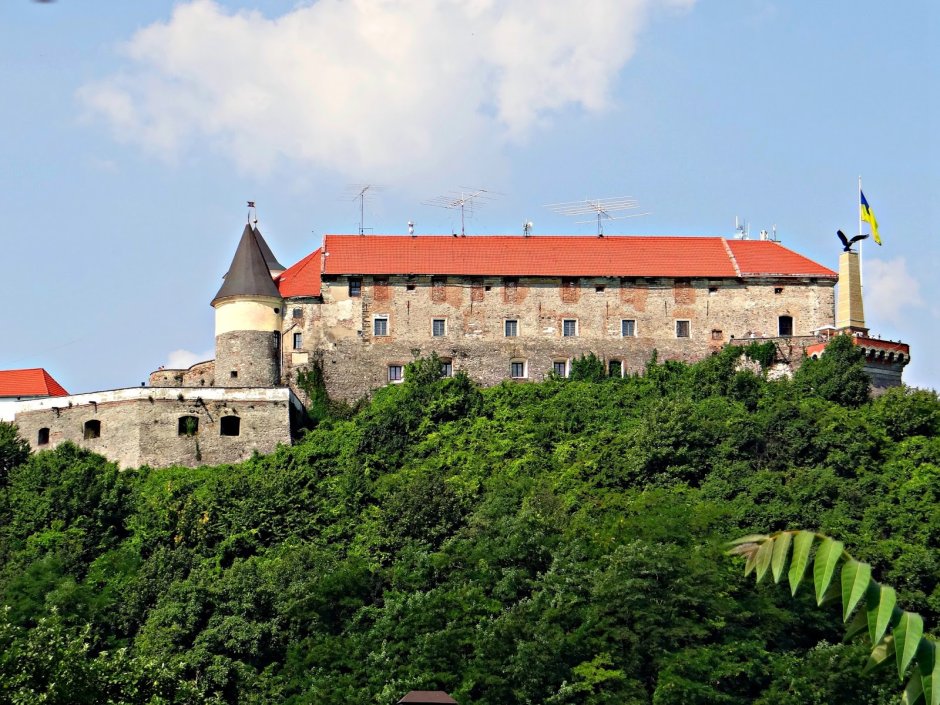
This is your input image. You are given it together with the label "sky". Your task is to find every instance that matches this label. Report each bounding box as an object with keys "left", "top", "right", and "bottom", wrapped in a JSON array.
[{"left": 1, "top": 0, "right": 937, "bottom": 392}]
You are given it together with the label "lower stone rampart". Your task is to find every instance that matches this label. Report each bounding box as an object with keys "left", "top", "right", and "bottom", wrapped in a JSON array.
[{"left": 13, "top": 387, "right": 299, "bottom": 469}]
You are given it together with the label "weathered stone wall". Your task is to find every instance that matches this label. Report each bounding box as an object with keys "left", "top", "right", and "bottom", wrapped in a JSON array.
[
  {"left": 13, "top": 387, "right": 298, "bottom": 469},
  {"left": 284, "top": 274, "right": 836, "bottom": 401},
  {"left": 150, "top": 360, "right": 216, "bottom": 388},
  {"left": 216, "top": 330, "right": 280, "bottom": 388}
]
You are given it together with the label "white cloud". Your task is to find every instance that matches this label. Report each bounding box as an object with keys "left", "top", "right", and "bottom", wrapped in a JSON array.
[
  {"left": 79, "top": 0, "right": 694, "bottom": 181},
  {"left": 165, "top": 348, "right": 215, "bottom": 370},
  {"left": 864, "top": 257, "right": 925, "bottom": 327}
]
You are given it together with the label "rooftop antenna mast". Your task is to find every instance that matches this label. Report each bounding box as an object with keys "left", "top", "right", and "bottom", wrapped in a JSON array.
[
  {"left": 344, "top": 184, "right": 384, "bottom": 235},
  {"left": 423, "top": 188, "right": 499, "bottom": 236},
  {"left": 545, "top": 196, "right": 648, "bottom": 236}
]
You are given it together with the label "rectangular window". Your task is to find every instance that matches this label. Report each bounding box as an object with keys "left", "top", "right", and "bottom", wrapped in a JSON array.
[
  {"left": 388, "top": 365, "right": 403, "bottom": 382},
  {"left": 292, "top": 307, "right": 302, "bottom": 318},
  {"left": 348, "top": 278, "right": 361, "bottom": 297},
  {"left": 779, "top": 315, "right": 794, "bottom": 336},
  {"left": 510, "top": 360, "right": 526, "bottom": 379},
  {"left": 504, "top": 319, "right": 518, "bottom": 337},
  {"left": 676, "top": 320, "right": 691, "bottom": 338},
  {"left": 608, "top": 360, "right": 623, "bottom": 377},
  {"left": 441, "top": 360, "right": 453, "bottom": 377},
  {"left": 563, "top": 319, "right": 578, "bottom": 337},
  {"left": 711, "top": 329, "right": 723, "bottom": 341},
  {"left": 621, "top": 319, "right": 636, "bottom": 337},
  {"left": 432, "top": 319, "right": 446, "bottom": 337},
  {"left": 293, "top": 332, "right": 303, "bottom": 350},
  {"left": 374, "top": 317, "right": 388, "bottom": 336},
  {"left": 553, "top": 360, "right": 568, "bottom": 377}
]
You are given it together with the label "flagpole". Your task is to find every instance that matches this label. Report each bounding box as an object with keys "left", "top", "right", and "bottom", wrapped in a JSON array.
[{"left": 858, "top": 175, "right": 863, "bottom": 288}]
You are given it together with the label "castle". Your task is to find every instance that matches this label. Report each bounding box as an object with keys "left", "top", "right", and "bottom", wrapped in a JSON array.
[{"left": 10, "top": 220, "right": 909, "bottom": 468}]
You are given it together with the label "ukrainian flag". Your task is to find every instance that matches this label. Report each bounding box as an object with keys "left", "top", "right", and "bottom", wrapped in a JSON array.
[{"left": 860, "top": 190, "right": 882, "bottom": 245}]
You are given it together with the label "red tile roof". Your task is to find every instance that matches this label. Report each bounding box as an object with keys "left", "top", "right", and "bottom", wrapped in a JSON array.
[
  {"left": 0, "top": 368, "right": 68, "bottom": 398},
  {"left": 277, "top": 248, "right": 322, "bottom": 297},
  {"left": 726, "top": 240, "right": 837, "bottom": 278},
  {"left": 316, "top": 235, "right": 836, "bottom": 279}
]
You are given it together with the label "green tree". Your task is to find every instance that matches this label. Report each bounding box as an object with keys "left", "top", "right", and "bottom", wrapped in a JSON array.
[{"left": 0, "top": 421, "right": 29, "bottom": 485}]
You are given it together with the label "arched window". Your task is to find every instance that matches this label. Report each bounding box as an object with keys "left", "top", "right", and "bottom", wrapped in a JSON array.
[
  {"left": 220, "top": 416, "right": 241, "bottom": 437},
  {"left": 178, "top": 416, "right": 199, "bottom": 436},
  {"left": 83, "top": 420, "right": 101, "bottom": 439},
  {"left": 37, "top": 428, "right": 50, "bottom": 445},
  {"left": 778, "top": 315, "right": 794, "bottom": 336}
]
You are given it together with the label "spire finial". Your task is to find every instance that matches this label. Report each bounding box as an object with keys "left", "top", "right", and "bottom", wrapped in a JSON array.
[{"left": 247, "top": 200, "right": 256, "bottom": 225}]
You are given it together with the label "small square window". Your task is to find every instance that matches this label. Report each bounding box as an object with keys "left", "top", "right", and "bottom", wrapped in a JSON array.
[
  {"left": 553, "top": 360, "right": 568, "bottom": 377},
  {"left": 348, "top": 278, "right": 362, "bottom": 297},
  {"left": 563, "top": 319, "right": 577, "bottom": 337},
  {"left": 293, "top": 332, "right": 303, "bottom": 350},
  {"left": 709, "top": 287, "right": 718, "bottom": 294},
  {"left": 711, "top": 329, "right": 723, "bottom": 341},
  {"left": 608, "top": 360, "right": 623, "bottom": 377},
  {"left": 406, "top": 282, "right": 416, "bottom": 291},
  {"left": 595, "top": 285, "right": 605, "bottom": 293},
  {"left": 505, "top": 319, "right": 518, "bottom": 337},
  {"left": 37, "top": 428, "right": 50, "bottom": 445},
  {"left": 676, "top": 320, "right": 691, "bottom": 338},
  {"left": 441, "top": 360, "right": 453, "bottom": 377},
  {"left": 230, "top": 370, "right": 238, "bottom": 379},
  {"left": 510, "top": 361, "right": 526, "bottom": 379},
  {"left": 388, "top": 365, "right": 403, "bottom": 382},
  {"left": 374, "top": 317, "right": 388, "bottom": 336},
  {"left": 432, "top": 319, "right": 446, "bottom": 337},
  {"left": 774, "top": 287, "right": 784, "bottom": 295},
  {"left": 293, "top": 307, "right": 303, "bottom": 318},
  {"left": 83, "top": 420, "right": 101, "bottom": 439},
  {"left": 621, "top": 319, "right": 636, "bottom": 337}
]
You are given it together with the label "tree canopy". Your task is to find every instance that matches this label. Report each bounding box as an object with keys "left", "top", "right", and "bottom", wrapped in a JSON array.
[{"left": 0, "top": 347, "right": 936, "bottom": 704}]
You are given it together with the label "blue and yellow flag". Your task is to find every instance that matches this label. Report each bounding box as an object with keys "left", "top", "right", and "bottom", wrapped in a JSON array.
[{"left": 860, "top": 190, "right": 882, "bottom": 245}]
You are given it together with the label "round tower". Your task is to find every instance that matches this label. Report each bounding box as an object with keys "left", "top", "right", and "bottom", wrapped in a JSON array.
[{"left": 211, "top": 224, "right": 286, "bottom": 387}]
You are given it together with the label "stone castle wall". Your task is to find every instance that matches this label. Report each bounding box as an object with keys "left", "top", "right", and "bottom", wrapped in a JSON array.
[
  {"left": 14, "top": 387, "right": 298, "bottom": 469},
  {"left": 283, "top": 274, "right": 835, "bottom": 401},
  {"left": 150, "top": 360, "right": 216, "bottom": 388}
]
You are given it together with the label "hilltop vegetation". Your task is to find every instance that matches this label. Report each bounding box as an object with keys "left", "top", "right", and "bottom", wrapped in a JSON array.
[{"left": 0, "top": 339, "right": 937, "bottom": 704}]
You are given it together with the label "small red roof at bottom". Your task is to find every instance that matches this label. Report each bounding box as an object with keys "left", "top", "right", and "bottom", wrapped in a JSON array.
[
  {"left": 398, "top": 691, "right": 458, "bottom": 704},
  {"left": 0, "top": 368, "right": 68, "bottom": 398}
]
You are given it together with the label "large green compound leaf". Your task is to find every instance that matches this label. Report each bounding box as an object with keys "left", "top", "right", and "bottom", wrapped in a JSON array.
[
  {"left": 788, "top": 531, "right": 815, "bottom": 596},
  {"left": 841, "top": 560, "right": 872, "bottom": 622},
  {"left": 814, "top": 537, "right": 845, "bottom": 605},
  {"left": 770, "top": 531, "right": 792, "bottom": 583},
  {"left": 917, "top": 640, "right": 938, "bottom": 705},
  {"left": 895, "top": 612, "right": 926, "bottom": 680},
  {"left": 865, "top": 635, "right": 896, "bottom": 673},
  {"left": 868, "top": 584, "right": 898, "bottom": 645},
  {"left": 903, "top": 672, "right": 925, "bottom": 705},
  {"left": 754, "top": 538, "right": 774, "bottom": 582}
]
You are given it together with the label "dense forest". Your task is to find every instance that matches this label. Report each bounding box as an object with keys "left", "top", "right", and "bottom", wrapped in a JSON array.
[{"left": 0, "top": 337, "right": 937, "bottom": 704}]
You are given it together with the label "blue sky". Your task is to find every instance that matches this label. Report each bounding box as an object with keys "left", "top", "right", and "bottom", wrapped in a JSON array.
[{"left": 2, "top": 0, "right": 937, "bottom": 392}]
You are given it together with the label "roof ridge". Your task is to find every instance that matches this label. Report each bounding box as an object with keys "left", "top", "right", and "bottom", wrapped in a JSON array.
[{"left": 721, "top": 238, "right": 743, "bottom": 277}]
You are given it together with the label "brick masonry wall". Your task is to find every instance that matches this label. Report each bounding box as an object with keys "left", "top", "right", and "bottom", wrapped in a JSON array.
[
  {"left": 14, "top": 388, "right": 296, "bottom": 469},
  {"left": 284, "top": 274, "right": 836, "bottom": 401}
]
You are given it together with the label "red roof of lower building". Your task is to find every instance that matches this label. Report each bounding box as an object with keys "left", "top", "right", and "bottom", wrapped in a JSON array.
[
  {"left": 0, "top": 368, "right": 68, "bottom": 398},
  {"left": 318, "top": 235, "right": 836, "bottom": 279},
  {"left": 277, "top": 248, "right": 322, "bottom": 297}
]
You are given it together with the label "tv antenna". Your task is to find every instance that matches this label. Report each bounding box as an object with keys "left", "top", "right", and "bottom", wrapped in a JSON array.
[
  {"left": 545, "top": 196, "right": 649, "bottom": 236},
  {"left": 344, "top": 184, "right": 383, "bottom": 235},
  {"left": 423, "top": 188, "right": 499, "bottom": 236}
]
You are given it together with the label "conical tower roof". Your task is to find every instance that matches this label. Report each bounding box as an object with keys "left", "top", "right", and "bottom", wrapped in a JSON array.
[
  {"left": 211, "top": 224, "right": 282, "bottom": 306},
  {"left": 253, "top": 225, "right": 286, "bottom": 275}
]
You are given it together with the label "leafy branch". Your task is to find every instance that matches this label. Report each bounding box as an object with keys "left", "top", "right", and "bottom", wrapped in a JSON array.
[{"left": 729, "top": 531, "right": 938, "bottom": 705}]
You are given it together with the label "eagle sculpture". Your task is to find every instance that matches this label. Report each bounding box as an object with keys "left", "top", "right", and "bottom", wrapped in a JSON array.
[{"left": 837, "top": 230, "right": 869, "bottom": 252}]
